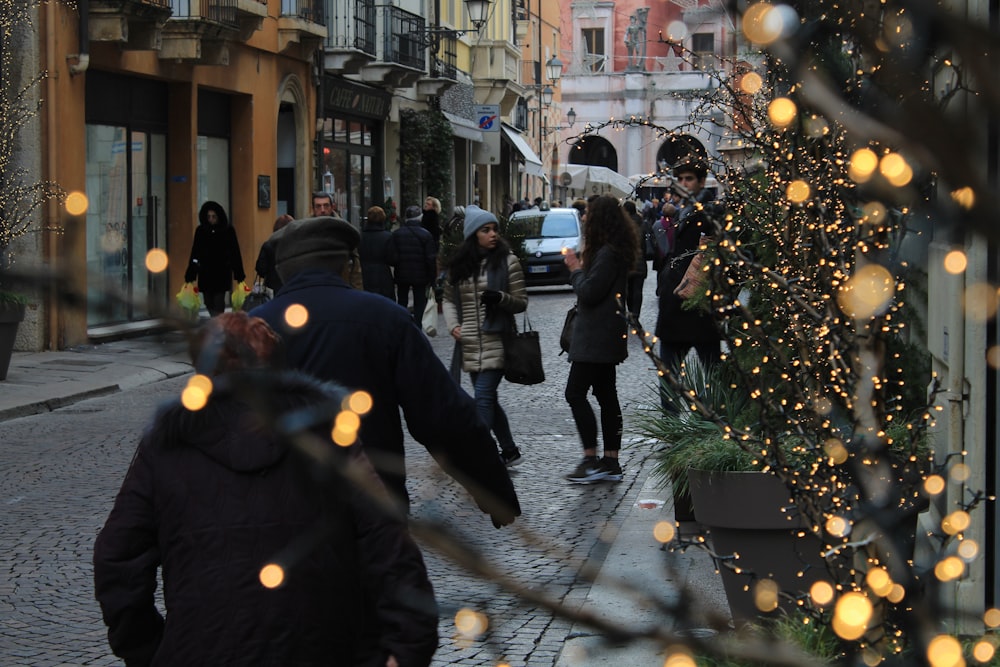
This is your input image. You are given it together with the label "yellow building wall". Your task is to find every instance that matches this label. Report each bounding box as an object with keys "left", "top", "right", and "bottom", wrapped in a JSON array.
[{"left": 43, "top": 1, "right": 316, "bottom": 346}]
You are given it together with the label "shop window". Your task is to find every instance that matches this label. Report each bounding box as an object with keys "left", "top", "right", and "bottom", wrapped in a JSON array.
[{"left": 692, "top": 32, "right": 715, "bottom": 70}]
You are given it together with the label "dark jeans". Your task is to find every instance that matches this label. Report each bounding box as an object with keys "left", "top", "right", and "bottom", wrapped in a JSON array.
[
  {"left": 658, "top": 340, "right": 721, "bottom": 412},
  {"left": 470, "top": 369, "right": 517, "bottom": 454},
  {"left": 203, "top": 291, "right": 226, "bottom": 316},
  {"left": 565, "top": 361, "right": 622, "bottom": 453},
  {"left": 396, "top": 283, "right": 429, "bottom": 322}
]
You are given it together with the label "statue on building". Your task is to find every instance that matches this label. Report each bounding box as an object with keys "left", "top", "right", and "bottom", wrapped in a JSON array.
[{"left": 625, "top": 8, "right": 650, "bottom": 71}]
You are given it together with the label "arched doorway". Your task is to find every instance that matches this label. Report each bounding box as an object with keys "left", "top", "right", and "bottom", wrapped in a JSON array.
[
  {"left": 568, "top": 135, "right": 618, "bottom": 172},
  {"left": 276, "top": 75, "right": 310, "bottom": 218},
  {"left": 655, "top": 134, "right": 707, "bottom": 171}
]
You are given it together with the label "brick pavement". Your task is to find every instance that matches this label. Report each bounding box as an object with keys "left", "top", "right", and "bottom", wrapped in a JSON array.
[{"left": 0, "top": 273, "right": 721, "bottom": 666}]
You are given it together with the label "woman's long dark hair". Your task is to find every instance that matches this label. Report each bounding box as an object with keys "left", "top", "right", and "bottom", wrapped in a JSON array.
[
  {"left": 446, "top": 233, "right": 512, "bottom": 284},
  {"left": 581, "top": 195, "right": 639, "bottom": 270}
]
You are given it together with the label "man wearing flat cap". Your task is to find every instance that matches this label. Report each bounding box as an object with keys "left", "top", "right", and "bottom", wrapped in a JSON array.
[{"left": 251, "top": 215, "right": 521, "bottom": 529}]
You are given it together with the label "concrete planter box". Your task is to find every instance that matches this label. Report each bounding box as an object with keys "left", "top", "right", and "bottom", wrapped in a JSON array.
[{"left": 0, "top": 301, "right": 26, "bottom": 380}]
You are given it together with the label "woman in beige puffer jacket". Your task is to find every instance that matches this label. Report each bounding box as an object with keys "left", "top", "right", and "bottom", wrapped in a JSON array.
[{"left": 443, "top": 205, "right": 528, "bottom": 466}]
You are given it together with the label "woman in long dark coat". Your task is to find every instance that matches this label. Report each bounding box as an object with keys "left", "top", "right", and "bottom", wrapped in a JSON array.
[{"left": 184, "top": 201, "right": 246, "bottom": 315}]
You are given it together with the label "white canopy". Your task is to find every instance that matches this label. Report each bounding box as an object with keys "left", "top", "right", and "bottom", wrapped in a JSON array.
[{"left": 556, "top": 164, "right": 633, "bottom": 199}]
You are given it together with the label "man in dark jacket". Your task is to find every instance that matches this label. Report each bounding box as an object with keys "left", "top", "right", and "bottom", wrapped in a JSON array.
[
  {"left": 251, "top": 216, "right": 520, "bottom": 527},
  {"left": 387, "top": 205, "right": 437, "bottom": 322},
  {"left": 654, "top": 160, "right": 722, "bottom": 391},
  {"left": 94, "top": 313, "right": 438, "bottom": 666}
]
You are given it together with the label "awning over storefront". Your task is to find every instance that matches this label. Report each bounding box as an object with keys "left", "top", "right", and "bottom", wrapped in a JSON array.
[
  {"left": 501, "top": 125, "right": 544, "bottom": 177},
  {"left": 443, "top": 112, "right": 484, "bottom": 142}
]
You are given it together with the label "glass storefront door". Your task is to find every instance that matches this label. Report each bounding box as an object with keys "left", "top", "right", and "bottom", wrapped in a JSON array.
[{"left": 85, "top": 125, "right": 167, "bottom": 327}]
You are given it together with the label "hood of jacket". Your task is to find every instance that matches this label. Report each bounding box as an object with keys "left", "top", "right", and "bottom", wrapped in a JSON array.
[
  {"left": 198, "top": 200, "right": 231, "bottom": 228},
  {"left": 148, "top": 371, "right": 348, "bottom": 473}
]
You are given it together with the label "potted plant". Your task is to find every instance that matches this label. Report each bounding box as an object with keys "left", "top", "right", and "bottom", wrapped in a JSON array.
[{"left": 637, "top": 354, "right": 931, "bottom": 625}]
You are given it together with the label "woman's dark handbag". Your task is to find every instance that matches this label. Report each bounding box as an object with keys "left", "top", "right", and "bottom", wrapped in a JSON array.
[
  {"left": 559, "top": 304, "right": 578, "bottom": 356},
  {"left": 503, "top": 312, "right": 544, "bottom": 385},
  {"left": 241, "top": 275, "right": 271, "bottom": 312}
]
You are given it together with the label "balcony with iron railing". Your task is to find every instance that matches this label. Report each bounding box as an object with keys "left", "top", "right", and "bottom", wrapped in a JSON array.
[
  {"left": 155, "top": 0, "right": 272, "bottom": 61},
  {"left": 278, "top": 0, "right": 327, "bottom": 51},
  {"left": 322, "top": 0, "right": 376, "bottom": 74},
  {"left": 88, "top": 0, "right": 173, "bottom": 50},
  {"left": 358, "top": 4, "right": 426, "bottom": 88}
]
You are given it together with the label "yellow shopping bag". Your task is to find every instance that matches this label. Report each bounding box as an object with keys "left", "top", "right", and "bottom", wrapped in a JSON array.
[
  {"left": 176, "top": 282, "right": 200, "bottom": 316},
  {"left": 231, "top": 281, "right": 250, "bottom": 311}
]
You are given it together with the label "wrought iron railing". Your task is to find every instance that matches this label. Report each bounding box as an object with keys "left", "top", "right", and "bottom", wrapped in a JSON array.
[
  {"left": 137, "top": 0, "right": 172, "bottom": 10},
  {"left": 431, "top": 33, "right": 457, "bottom": 80},
  {"left": 383, "top": 5, "right": 425, "bottom": 70},
  {"left": 169, "top": 0, "right": 238, "bottom": 29},
  {"left": 323, "top": 0, "right": 375, "bottom": 54},
  {"left": 280, "top": 0, "right": 325, "bottom": 25}
]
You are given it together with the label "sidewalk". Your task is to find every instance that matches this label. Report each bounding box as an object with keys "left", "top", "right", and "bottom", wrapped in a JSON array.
[{"left": 0, "top": 332, "right": 193, "bottom": 422}]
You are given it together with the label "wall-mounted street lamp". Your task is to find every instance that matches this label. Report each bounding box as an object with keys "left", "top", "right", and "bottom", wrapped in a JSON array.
[
  {"left": 542, "top": 108, "right": 577, "bottom": 136},
  {"left": 545, "top": 55, "right": 563, "bottom": 83},
  {"left": 421, "top": 0, "right": 494, "bottom": 45}
]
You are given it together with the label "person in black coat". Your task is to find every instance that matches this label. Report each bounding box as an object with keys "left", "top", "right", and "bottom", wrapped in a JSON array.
[
  {"left": 93, "top": 312, "right": 438, "bottom": 667},
  {"left": 250, "top": 216, "right": 521, "bottom": 527},
  {"left": 359, "top": 205, "right": 395, "bottom": 299},
  {"left": 184, "top": 201, "right": 246, "bottom": 315},
  {"left": 654, "top": 160, "right": 722, "bottom": 379},
  {"left": 562, "top": 195, "right": 639, "bottom": 484},
  {"left": 387, "top": 205, "right": 437, "bottom": 322}
]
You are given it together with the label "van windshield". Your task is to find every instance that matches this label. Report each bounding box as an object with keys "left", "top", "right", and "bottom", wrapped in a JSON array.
[{"left": 518, "top": 213, "right": 579, "bottom": 239}]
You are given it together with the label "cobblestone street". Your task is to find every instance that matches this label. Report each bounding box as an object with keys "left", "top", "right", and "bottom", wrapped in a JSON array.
[{"left": 0, "top": 277, "right": 672, "bottom": 666}]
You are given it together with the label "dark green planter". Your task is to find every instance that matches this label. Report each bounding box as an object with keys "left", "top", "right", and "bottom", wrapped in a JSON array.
[
  {"left": 687, "top": 468, "right": 829, "bottom": 624},
  {"left": 0, "top": 302, "right": 26, "bottom": 381}
]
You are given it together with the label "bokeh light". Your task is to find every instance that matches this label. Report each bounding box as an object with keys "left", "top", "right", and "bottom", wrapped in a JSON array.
[
  {"left": 767, "top": 97, "right": 797, "bottom": 128},
  {"left": 754, "top": 578, "right": 779, "bottom": 612},
  {"left": 943, "top": 250, "right": 968, "bottom": 275},
  {"left": 284, "top": 303, "right": 309, "bottom": 328},
  {"left": 987, "top": 346, "right": 1000, "bottom": 369},
  {"left": 347, "top": 390, "right": 374, "bottom": 415},
  {"left": 866, "top": 568, "right": 893, "bottom": 597},
  {"left": 826, "top": 515, "right": 850, "bottom": 538},
  {"left": 950, "top": 463, "right": 971, "bottom": 482},
  {"left": 740, "top": 71, "right": 763, "bottom": 94},
  {"left": 663, "top": 647, "right": 696, "bottom": 667},
  {"left": 145, "top": 248, "right": 169, "bottom": 273},
  {"left": 832, "top": 592, "right": 873, "bottom": 640},
  {"left": 810, "top": 580, "right": 835, "bottom": 606},
  {"left": 664, "top": 20, "right": 688, "bottom": 42},
  {"left": 837, "top": 263, "right": 895, "bottom": 319},
  {"left": 942, "top": 511, "right": 971, "bottom": 535},
  {"left": 848, "top": 148, "right": 879, "bottom": 183},
  {"left": 951, "top": 186, "right": 975, "bottom": 210},
  {"left": 786, "top": 180, "right": 811, "bottom": 203},
  {"left": 957, "top": 539, "right": 979, "bottom": 561},
  {"left": 824, "top": 438, "right": 849, "bottom": 464},
  {"left": 259, "top": 563, "right": 285, "bottom": 589},
  {"left": 984, "top": 608, "right": 1000, "bottom": 628},
  {"left": 743, "top": 3, "right": 778, "bottom": 44},
  {"left": 962, "top": 282, "right": 999, "bottom": 323},
  {"left": 653, "top": 521, "right": 676, "bottom": 543},
  {"left": 934, "top": 556, "right": 965, "bottom": 582},
  {"left": 332, "top": 409, "right": 361, "bottom": 447},
  {"left": 65, "top": 191, "right": 89, "bottom": 216},
  {"left": 972, "top": 639, "right": 996, "bottom": 663},
  {"left": 924, "top": 475, "right": 946, "bottom": 496},
  {"left": 181, "top": 374, "right": 213, "bottom": 411},
  {"left": 879, "top": 153, "right": 913, "bottom": 187},
  {"left": 926, "top": 634, "right": 963, "bottom": 667},
  {"left": 454, "top": 608, "right": 488, "bottom": 637}
]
